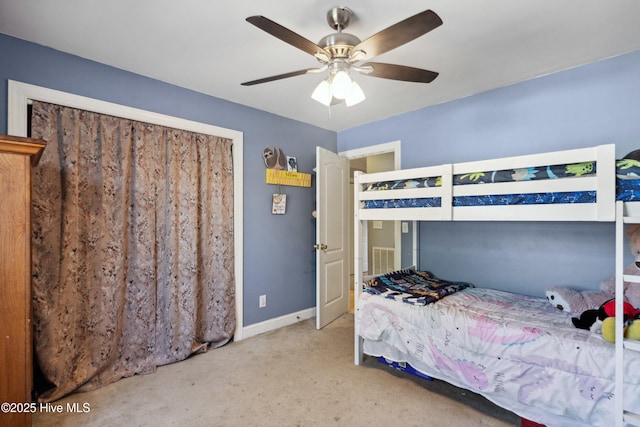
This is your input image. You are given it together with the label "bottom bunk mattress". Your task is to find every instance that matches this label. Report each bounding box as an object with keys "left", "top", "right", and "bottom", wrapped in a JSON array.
[{"left": 356, "top": 286, "right": 640, "bottom": 427}]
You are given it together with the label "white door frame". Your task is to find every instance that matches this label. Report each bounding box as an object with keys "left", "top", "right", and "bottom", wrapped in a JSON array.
[{"left": 7, "top": 80, "right": 246, "bottom": 340}]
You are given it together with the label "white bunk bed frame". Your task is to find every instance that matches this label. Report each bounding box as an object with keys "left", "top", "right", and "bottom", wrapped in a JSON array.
[
  {"left": 616, "top": 200, "right": 640, "bottom": 427},
  {"left": 353, "top": 143, "right": 639, "bottom": 426}
]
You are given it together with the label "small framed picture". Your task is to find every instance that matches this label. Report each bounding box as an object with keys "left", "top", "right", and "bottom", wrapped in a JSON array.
[
  {"left": 286, "top": 156, "right": 297, "bottom": 172},
  {"left": 272, "top": 193, "right": 286, "bottom": 214}
]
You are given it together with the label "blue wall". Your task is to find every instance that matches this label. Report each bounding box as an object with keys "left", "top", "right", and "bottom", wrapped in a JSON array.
[
  {"left": 338, "top": 51, "right": 640, "bottom": 296},
  {"left": 1, "top": 34, "right": 336, "bottom": 326},
  {"left": 4, "top": 31, "right": 639, "bottom": 314}
]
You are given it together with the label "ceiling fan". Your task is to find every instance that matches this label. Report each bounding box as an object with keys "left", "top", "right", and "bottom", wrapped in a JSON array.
[{"left": 241, "top": 7, "right": 442, "bottom": 107}]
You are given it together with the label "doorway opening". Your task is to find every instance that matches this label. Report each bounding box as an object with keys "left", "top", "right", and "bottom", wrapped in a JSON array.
[{"left": 340, "top": 141, "right": 407, "bottom": 312}]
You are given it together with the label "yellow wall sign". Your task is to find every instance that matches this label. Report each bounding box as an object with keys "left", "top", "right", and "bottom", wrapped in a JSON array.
[{"left": 265, "top": 169, "right": 312, "bottom": 188}]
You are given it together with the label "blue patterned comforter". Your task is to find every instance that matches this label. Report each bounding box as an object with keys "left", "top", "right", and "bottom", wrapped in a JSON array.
[{"left": 363, "top": 269, "right": 473, "bottom": 306}]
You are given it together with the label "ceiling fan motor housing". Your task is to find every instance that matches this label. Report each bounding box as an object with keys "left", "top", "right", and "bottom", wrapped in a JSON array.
[
  {"left": 318, "top": 32, "right": 361, "bottom": 58},
  {"left": 319, "top": 7, "right": 360, "bottom": 59}
]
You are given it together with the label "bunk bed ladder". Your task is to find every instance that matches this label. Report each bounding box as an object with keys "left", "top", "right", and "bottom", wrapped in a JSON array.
[{"left": 616, "top": 200, "right": 640, "bottom": 427}]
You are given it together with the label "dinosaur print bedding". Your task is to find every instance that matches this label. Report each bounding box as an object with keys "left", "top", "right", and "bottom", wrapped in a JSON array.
[
  {"left": 363, "top": 191, "right": 597, "bottom": 208},
  {"left": 361, "top": 159, "right": 640, "bottom": 209},
  {"left": 364, "top": 161, "right": 597, "bottom": 192},
  {"left": 356, "top": 286, "right": 640, "bottom": 427}
]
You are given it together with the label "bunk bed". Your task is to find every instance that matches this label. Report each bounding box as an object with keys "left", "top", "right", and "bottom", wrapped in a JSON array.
[
  {"left": 615, "top": 200, "right": 640, "bottom": 427},
  {"left": 352, "top": 144, "right": 640, "bottom": 427}
]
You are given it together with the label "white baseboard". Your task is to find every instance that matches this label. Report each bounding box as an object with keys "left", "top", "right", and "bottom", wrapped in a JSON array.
[{"left": 238, "top": 307, "right": 316, "bottom": 341}]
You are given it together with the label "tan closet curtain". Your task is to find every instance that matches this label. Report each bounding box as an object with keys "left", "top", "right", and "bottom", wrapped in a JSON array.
[{"left": 30, "top": 101, "right": 235, "bottom": 402}]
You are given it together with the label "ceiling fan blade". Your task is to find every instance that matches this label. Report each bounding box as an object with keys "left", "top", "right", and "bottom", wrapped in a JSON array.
[
  {"left": 241, "top": 69, "right": 320, "bottom": 86},
  {"left": 246, "top": 16, "right": 331, "bottom": 60},
  {"left": 361, "top": 62, "right": 439, "bottom": 83},
  {"left": 352, "top": 10, "right": 442, "bottom": 60}
]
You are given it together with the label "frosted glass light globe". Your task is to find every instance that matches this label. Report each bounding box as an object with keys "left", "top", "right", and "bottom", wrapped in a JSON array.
[
  {"left": 311, "top": 80, "right": 332, "bottom": 106},
  {"left": 330, "top": 71, "right": 352, "bottom": 100},
  {"left": 345, "top": 81, "right": 365, "bottom": 107}
]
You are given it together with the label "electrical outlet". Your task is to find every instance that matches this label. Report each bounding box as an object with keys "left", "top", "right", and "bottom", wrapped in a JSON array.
[{"left": 259, "top": 294, "right": 267, "bottom": 308}]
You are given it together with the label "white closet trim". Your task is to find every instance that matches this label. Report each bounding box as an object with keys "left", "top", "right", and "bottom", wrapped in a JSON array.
[{"left": 7, "top": 80, "right": 246, "bottom": 340}]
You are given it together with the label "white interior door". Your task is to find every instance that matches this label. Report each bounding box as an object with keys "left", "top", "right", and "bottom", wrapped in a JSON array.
[{"left": 315, "top": 146, "right": 349, "bottom": 329}]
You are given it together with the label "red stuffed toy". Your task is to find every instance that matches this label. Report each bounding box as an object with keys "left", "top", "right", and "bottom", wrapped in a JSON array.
[{"left": 572, "top": 299, "right": 640, "bottom": 334}]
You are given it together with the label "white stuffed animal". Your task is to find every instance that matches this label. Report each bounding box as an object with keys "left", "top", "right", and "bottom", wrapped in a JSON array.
[{"left": 546, "top": 224, "right": 640, "bottom": 313}]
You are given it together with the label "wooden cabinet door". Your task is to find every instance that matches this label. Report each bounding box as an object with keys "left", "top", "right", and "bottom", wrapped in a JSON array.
[{"left": 0, "top": 135, "right": 46, "bottom": 427}]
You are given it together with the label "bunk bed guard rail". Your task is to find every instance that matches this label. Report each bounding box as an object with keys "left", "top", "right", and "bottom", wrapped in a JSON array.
[{"left": 354, "top": 144, "right": 616, "bottom": 222}]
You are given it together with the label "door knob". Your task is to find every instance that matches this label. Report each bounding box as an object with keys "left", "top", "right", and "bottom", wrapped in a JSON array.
[{"left": 314, "top": 243, "right": 328, "bottom": 250}]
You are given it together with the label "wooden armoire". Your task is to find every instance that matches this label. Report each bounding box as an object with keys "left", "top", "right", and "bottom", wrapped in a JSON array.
[{"left": 0, "top": 134, "right": 46, "bottom": 427}]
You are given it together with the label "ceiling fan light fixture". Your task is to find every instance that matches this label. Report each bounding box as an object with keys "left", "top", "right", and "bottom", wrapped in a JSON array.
[
  {"left": 330, "top": 70, "right": 352, "bottom": 99},
  {"left": 345, "top": 81, "right": 365, "bottom": 107},
  {"left": 243, "top": 9, "right": 442, "bottom": 110},
  {"left": 311, "top": 79, "right": 332, "bottom": 106}
]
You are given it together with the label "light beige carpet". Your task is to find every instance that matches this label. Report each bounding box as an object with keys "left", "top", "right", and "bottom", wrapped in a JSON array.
[{"left": 33, "top": 314, "right": 519, "bottom": 427}]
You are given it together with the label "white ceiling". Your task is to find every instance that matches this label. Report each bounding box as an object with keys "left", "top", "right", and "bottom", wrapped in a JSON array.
[{"left": 2, "top": 0, "right": 640, "bottom": 131}]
